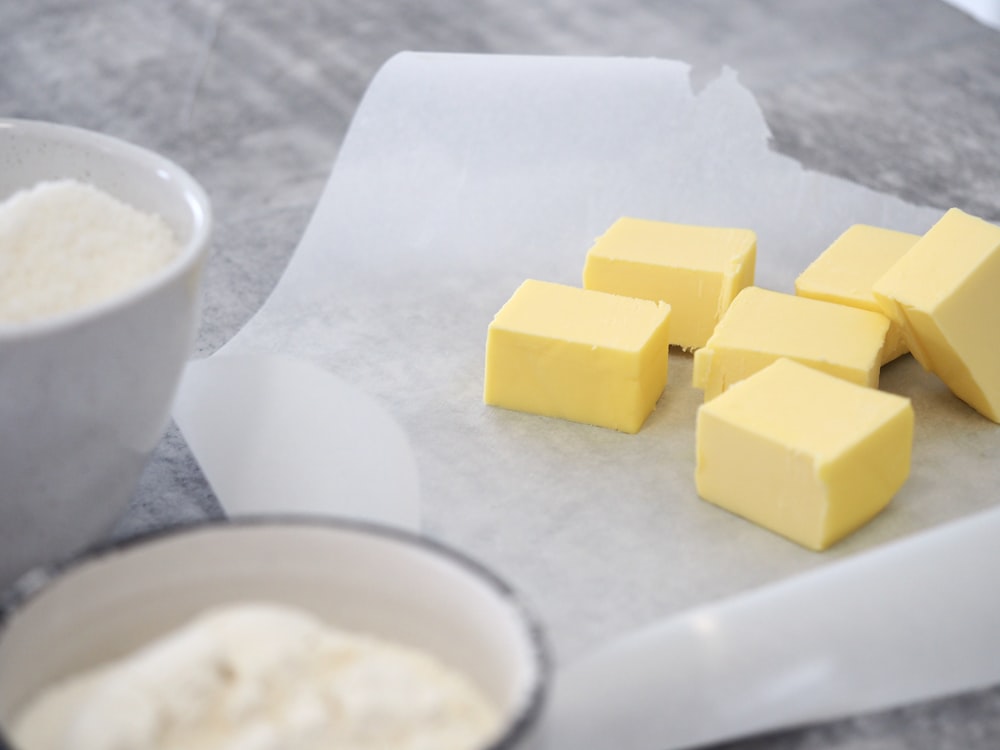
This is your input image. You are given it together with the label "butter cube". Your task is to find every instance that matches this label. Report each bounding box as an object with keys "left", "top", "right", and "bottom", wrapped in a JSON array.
[
  {"left": 693, "top": 286, "right": 889, "bottom": 400},
  {"left": 873, "top": 208, "right": 1000, "bottom": 423},
  {"left": 696, "top": 358, "right": 914, "bottom": 551},
  {"left": 582, "top": 217, "right": 756, "bottom": 350},
  {"left": 795, "top": 224, "right": 919, "bottom": 364},
  {"left": 484, "top": 279, "right": 671, "bottom": 433}
]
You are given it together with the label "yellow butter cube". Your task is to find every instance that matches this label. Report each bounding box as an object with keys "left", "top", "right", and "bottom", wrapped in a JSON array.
[
  {"left": 696, "top": 358, "right": 914, "bottom": 551},
  {"left": 484, "top": 279, "right": 671, "bottom": 433},
  {"left": 692, "top": 286, "right": 889, "bottom": 400},
  {"left": 873, "top": 208, "right": 1000, "bottom": 423},
  {"left": 795, "top": 224, "right": 919, "bottom": 363},
  {"left": 582, "top": 217, "right": 756, "bottom": 350}
]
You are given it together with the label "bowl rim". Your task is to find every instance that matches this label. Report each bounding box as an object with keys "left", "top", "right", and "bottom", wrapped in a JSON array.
[
  {"left": 0, "top": 515, "right": 551, "bottom": 750},
  {"left": 0, "top": 117, "right": 213, "bottom": 342}
]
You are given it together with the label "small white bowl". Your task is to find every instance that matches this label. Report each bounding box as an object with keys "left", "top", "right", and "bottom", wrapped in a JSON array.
[
  {"left": 0, "top": 118, "right": 211, "bottom": 588},
  {"left": 0, "top": 518, "right": 550, "bottom": 749}
]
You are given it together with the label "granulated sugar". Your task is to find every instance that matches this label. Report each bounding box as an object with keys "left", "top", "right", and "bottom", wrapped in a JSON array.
[{"left": 0, "top": 179, "right": 180, "bottom": 324}]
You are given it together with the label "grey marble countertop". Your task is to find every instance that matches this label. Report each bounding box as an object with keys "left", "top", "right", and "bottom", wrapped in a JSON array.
[{"left": 3, "top": 1, "right": 1000, "bottom": 747}]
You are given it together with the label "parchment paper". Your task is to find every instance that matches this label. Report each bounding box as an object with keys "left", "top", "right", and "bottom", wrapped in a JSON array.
[{"left": 200, "top": 53, "right": 998, "bottom": 668}]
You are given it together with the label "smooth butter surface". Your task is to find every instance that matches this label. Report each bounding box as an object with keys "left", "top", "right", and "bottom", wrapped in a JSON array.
[
  {"left": 692, "top": 286, "right": 889, "bottom": 400},
  {"left": 795, "top": 224, "right": 918, "bottom": 363},
  {"left": 582, "top": 217, "right": 755, "bottom": 350},
  {"left": 696, "top": 358, "right": 914, "bottom": 551},
  {"left": 484, "top": 279, "right": 671, "bottom": 433},
  {"left": 873, "top": 208, "right": 1000, "bottom": 423}
]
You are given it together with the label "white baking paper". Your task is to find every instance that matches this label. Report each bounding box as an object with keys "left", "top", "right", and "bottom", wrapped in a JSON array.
[
  {"left": 550, "top": 501, "right": 1000, "bottom": 749},
  {"left": 173, "top": 354, "right": 420, "bottom": 528},
  {"left": 175, "top": 52, "right": 1000, "bottom": 747}
]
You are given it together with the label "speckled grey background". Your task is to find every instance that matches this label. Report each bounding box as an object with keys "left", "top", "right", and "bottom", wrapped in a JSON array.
[{"left": 2, "top": 1, "right": 999, "bottom": 747}]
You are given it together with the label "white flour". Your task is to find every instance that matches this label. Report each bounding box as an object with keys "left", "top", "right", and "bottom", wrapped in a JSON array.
[
  {"left": 11, "top": 602, "right": 501, "bottom": 750},
  {"left": 0, "top": 179, "right": 179, "bottom": 324}
]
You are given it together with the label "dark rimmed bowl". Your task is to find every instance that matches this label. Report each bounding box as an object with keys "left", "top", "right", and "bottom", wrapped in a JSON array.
[{"left": 0, "top": 517, "right": 550, "bottom": 749}]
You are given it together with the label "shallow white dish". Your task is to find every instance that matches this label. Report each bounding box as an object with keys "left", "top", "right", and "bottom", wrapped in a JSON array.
[{"left": 0, "top": 517, "right": 549, "bottom": 749}]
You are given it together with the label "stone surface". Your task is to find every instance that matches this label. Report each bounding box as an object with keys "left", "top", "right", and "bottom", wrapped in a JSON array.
[{"left": 2, "top": 1, "right": 999, "bottom": 747}]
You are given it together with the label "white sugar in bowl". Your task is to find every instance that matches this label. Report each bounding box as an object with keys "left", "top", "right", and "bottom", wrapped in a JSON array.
[{"left": 0, "top": 118, "right": 211, "bottom": 589}]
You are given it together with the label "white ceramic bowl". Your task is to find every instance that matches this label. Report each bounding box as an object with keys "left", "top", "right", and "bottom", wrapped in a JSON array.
[
  {"left": 0, "top": 518, "right": 549, "bottom": 749},
  {"left": 0, "top": 118, "right": 211, "bottom": 589}
]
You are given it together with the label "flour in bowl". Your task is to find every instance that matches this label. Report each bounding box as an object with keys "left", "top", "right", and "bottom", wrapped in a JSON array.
[
  {"left": 11, "top": 602, "right": 502, "bottom": 750},
  {"left": 0, "top": 179, "right": 180, "bottom": 324}
]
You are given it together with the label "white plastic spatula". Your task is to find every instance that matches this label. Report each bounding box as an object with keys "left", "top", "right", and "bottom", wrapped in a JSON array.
[
  {"left": 172, "top": 353, "right": 421, "bottom": 530},
  {"left": 548, "top": 500, "right": 1000, "bottom": 749}
]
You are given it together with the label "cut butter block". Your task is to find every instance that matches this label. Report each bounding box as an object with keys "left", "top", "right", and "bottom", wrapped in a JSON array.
[
  {"left": 582, "top": 217, "right": 756, "bottom": 350},
  {"left": 872, "top": 208, "right": 1000, "bottom": 423},
  {"left": 696, "top": 358, "right": 914, "bottom": 551},
  {"left": 795, "top": 224, "right": 919, "bottom": 364},
  {"left": 692, "top": 286, "right": 889, "bottom": 400},
  {"left": 484, "top": 279, "right": 671, "bottom": 433}
]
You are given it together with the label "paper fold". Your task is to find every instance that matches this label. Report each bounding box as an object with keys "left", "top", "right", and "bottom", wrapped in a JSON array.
[
  {"left": 174, "top": 354, "right": 420, "bottom": 530},
  {"left": 550, "top": 501, "right": 1000, "bottom": 748}
]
